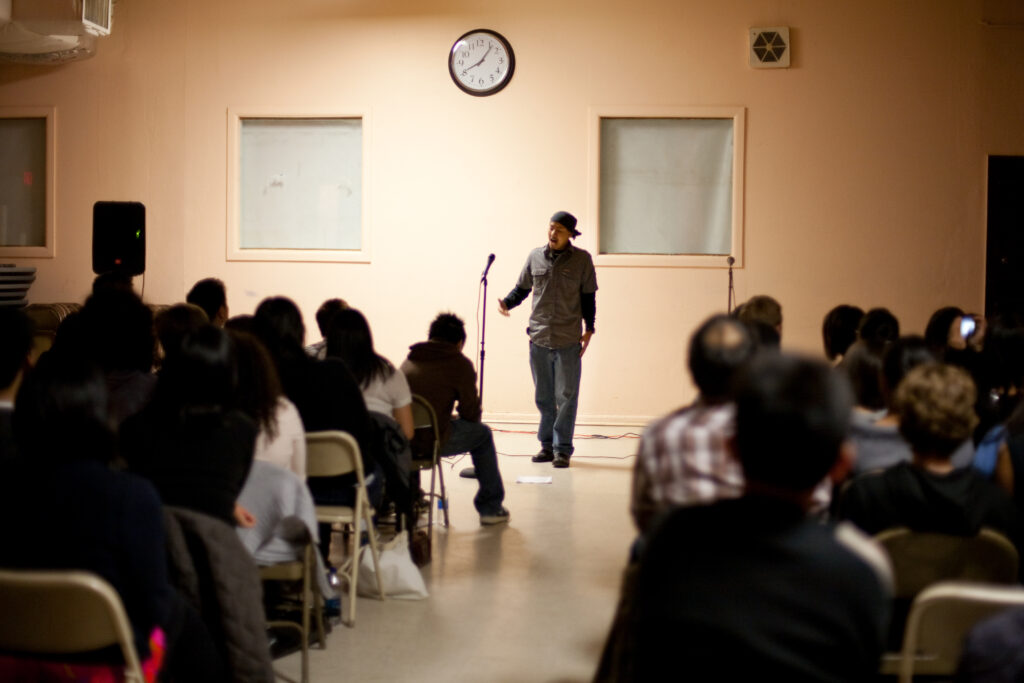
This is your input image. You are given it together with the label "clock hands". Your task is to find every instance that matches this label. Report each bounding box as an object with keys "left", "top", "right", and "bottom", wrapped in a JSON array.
[{"left": 466, "top": 45, "right": 492, "bottom": 71}]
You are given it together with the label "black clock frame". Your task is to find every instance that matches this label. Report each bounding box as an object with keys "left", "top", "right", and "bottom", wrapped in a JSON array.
[{"left": 448, "top": 28, "right": 516, "bottom": 97}]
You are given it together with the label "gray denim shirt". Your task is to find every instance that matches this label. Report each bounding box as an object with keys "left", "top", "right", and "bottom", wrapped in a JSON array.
[{"left": 515, "top": 244, "right": 598, "bottom": 349}]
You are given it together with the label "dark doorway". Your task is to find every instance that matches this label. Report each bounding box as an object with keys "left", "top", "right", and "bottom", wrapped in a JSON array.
[{"left": 986, "top": 156, "right": 1024, "bottom": 318}]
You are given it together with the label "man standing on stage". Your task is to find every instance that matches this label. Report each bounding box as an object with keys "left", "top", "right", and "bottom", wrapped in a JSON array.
[{"left": 498, "top": 211, "right": 598, "bottom": 468}]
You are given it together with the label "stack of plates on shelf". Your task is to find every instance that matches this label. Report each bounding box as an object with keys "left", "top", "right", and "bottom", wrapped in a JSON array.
[{"left": 0, "top": 265, "right": 36, "bottom": 308}]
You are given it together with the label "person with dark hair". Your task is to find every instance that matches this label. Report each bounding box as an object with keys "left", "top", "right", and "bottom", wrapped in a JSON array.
[
  {"left": 306, "top": 297, "right": 349, "bottom": 359},
  {"left": 326, "top": 308, "right": 415, "bottom": 519},
  {"left": 120, "top": 325, "right": 257, "bottom": 526},
  {"left": 327, "top": 309, "right": 414, "bottom": 440},
  {"left": 402, "top": 312, "right": 509, "bottom": 525},
  {"left": 858, "top": 307, "right": 900, "bottom": 351},
  {"left": 498, "top": 210, "right": 598, "bottom": 469},
  {"left": 228, "top": 328, "right": 306, "bottom": 477},
  {"left": 973, "top": 314, "right": 1024, "bottom": 464},
  {"left": 74, "top": 288, "right": 157, "bottom": 427},
  {"left": 839, "top": 340, "right": 888, "bottom": 415},
  {"left": 154, "top": 302, "right": 208, "bottom": 366},
  {"left": 91, "top": 270, "right": 136, "bottom": 295},
  {"left": 0, "top": 353, "right": 225, "bottom": 682},
  {"left": 630, "top": 314, "right": 756, "bottom": 535},
  {"left": 822, "top": 304, "right": 865, "bottom": 362},
  {"left": 924, "top": 306, "right": 966, "bottom": 355},
  {"left": 252, "top": 296, "right": 377, "bottom": 561},
  {"left": 844, "top": 336, "right": 974, "bottom": 477},
  {"left": 186, "top": 277, "right": 229, "bottom": 327},
  {"left": 737, "top": 294, "right": 783, "bottom": 336},
  {"left": 0, "top": 308, "right": 34, "bottom": 462},
  {"left": 623, "top": 353, "right": 892, "bottom": 681}
]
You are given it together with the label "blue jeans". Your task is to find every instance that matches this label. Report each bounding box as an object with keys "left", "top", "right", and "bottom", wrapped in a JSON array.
[
  {"left": 529, "top": 342, "right": 582, "bottom": 456},
  {"left": 441, "top": 419, "right": 505, "bottom": 515}
]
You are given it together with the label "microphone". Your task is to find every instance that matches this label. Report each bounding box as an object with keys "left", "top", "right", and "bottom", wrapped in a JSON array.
[
  {"left": 726, "top": 256, "right": 735, "bottom": 266},
  {"left": 481, "top": 253, "right": 496, "bottom": 279}
]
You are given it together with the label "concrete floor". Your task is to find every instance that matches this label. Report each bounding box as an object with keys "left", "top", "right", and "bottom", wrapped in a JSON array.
[{"left": 273, "top": 423, "right": 640, "bottom": 683}]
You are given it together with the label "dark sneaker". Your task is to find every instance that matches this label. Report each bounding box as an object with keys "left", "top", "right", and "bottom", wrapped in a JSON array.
[
  {"left": 480, "top": 507, "right": 511, "bottom": 525},
  {"left": 532, "top": 449, "right": 555, "bottom": 463},
  {"left": 553, "top": 453, "right": 571, "bottom": 468}
]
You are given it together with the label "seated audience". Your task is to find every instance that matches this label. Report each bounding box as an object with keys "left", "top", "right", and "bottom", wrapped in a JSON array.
[
  {"left": 619, "top": 353, "right": 892, "bottom": 681},
  {"left": 845, "top": 336, "right": 972, "bottom": 476},
  {"left": 630, "top": 314, "right": 755, "bottom": 535},
  {"left": 973, "top": 314, "right": 1024, "bottom": 467},
  {"left": 120, "top": 325, "right": 257, "bottom": 526},
  {"left": 186, "top": 277, "right": 229, "bottom": 327},
  {"left": 0, "top": 308, "right": 33, "bottom": 462},
  {"left": 736, "top": 294, "right": 782, "bottom": 348},
  {"left": 401, "top": 312, "right": 509, "bottom": 525},
  {"left": 822, "top": 303, "right": 864, "bottom": 363},
  {"left": 327, "top": 308, "right": 414, "bottom": 440},
  {"left": 0, "top": 353, "right": 224, "bottom": 682},
  {"left": 857, "top": 307, "right": 900, "bottom": 349},
  {"left": 836, "top": 363, "right": 1019, "bottom": 544},
  {"left": 306, "top": 297, "right": 349, "bottom": 359},
  {"left": 236, "top": 460, "right": 334, "bottom": 600},
  {"left": 327, "top": 308, "right": 414, "bottom": 518},
  {"left": 154, "top": 302, "right": 208, "bottom": 366},
  {"left": 227, "top": 327, "right": 306, "bottom": 478},
  {"left": 76, "top": 288, "right": 158, "bottom": 426},
  {"left": 252, "top": 296, "right": 377, "bottom": 561}
]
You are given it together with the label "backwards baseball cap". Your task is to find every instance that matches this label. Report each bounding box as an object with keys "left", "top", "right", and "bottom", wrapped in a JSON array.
[{"left": 551, "top": 210, "right": 580, "bottom": 237}]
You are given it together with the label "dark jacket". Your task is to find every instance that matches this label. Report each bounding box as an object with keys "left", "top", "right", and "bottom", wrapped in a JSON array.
[
  {"left": 401, "top": 341, "right": 480, "bottom": 448},
  {"left": 164, "top": 506, "right": 273, "bottom": 683}
]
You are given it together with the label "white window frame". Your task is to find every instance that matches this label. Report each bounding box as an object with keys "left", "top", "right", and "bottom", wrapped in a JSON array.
[
  {"left": 226, "top": 108, "right": 371, "bottom": 263},
  {"left": 0, "top": 106, "right": 56, "bottom": 259},
  {"left": 588, "top": 105, "right": 745, "bottom": 268}
]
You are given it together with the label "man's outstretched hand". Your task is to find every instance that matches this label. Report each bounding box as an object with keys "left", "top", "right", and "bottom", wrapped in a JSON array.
[{"left": 497, "top": 298, "right": 510, "bottom": 317}]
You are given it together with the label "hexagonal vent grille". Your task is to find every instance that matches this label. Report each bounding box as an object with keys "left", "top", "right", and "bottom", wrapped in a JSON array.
[{"left": 749, "top": 27, "right": 790, "bottom": 69}]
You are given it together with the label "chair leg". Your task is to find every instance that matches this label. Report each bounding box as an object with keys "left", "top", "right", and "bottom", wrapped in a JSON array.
[
  {"left": 426, "top": 463, "right": 436, "bottom": 531},
  {"left": 308, "top": 546, "right": 326, "bottom": 650},
  {"left": 346, "top": 517, "right": 359, "bottom": 626},
  {"left": 362, "top": 502, "right": 386, "bottom": 601},
  {"left": 436, "top": 459, "right": 449, "bottom": 527},
  {"left": 299, "top": 558, "right": 310, "bottom": 683}
]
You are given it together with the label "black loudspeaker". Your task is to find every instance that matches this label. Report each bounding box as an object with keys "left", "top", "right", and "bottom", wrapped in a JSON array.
[{"left": 92, "top": 201, "right": 146, "bottom": 276}]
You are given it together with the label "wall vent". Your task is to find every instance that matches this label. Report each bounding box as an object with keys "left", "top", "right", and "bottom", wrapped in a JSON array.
[{"left": 749, "top": 26, "right": 790, "bottom": 69}]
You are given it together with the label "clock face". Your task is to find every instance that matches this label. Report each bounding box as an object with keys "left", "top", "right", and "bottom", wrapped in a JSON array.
[{"left": 448, "top": 29, "right": 515, "bottom": 96}]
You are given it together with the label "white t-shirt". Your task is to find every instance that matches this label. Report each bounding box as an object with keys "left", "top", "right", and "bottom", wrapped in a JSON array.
[
  {"left": 362, "top": 366, "right": 412, "bottom": 417},
  {"left": 253, "top": 396, "right": 307, "bottom": 478}
]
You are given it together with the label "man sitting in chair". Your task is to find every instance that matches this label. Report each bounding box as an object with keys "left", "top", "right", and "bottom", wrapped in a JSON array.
[
  {"left": 401, "top": 313, "right": 509, "bottom": 526},
  {"left": 623, "top": 353, "right": 893, "bottom": 681}
]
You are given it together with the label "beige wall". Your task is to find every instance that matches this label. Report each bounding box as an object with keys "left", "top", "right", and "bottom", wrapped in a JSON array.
[{"left": 2, "top": 0, "right": 1023, "bottom": 424}]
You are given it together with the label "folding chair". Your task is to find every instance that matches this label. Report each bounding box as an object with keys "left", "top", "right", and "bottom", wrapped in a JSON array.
[
  {"left": 895, "top": 580, "right": 1024, "bottom": 682},
  {"left": 305, "top": 430, "right": 385, "bottom": 626},
  {"left": 876, "top": 526, "right": 1019, "bottom": 676},
  {"left": 259, "top": 524, "right": 326, "bottom": 683},
  {"left": 0, "top": 569, "right": 145, "bottom": 683},
  {"left": 410, "top": 394, "right": 449, "bottom": 530}
]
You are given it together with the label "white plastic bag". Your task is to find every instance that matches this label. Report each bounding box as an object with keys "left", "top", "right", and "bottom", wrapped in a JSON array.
[{"left": 357, "top": 530, "right": 428, "bottom": 600}]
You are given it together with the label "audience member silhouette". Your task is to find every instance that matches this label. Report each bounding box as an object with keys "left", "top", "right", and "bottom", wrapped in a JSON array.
[{"left": 120, "top": 325, "right": 257, "bottom": 525}]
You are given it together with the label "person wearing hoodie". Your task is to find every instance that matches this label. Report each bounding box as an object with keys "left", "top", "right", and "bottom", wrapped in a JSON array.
[{"left": 401, "top": 312, "right": 508, "bottom": 525}]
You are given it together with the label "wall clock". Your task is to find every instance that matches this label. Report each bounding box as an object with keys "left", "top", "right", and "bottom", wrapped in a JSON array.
[{"left": 448, "top": 29, "right": 515, "bottom": 96}]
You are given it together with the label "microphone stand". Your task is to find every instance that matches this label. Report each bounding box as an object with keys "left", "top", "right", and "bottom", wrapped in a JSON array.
[
  {"left": 727, "top": 256, "right": 736, "bottom": 313},
  {"left": 479, "top": 268, "right": 490, "bottom": 405},
  {"left": 463, "top": 254, "right": 495, "bottom": 480}
]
